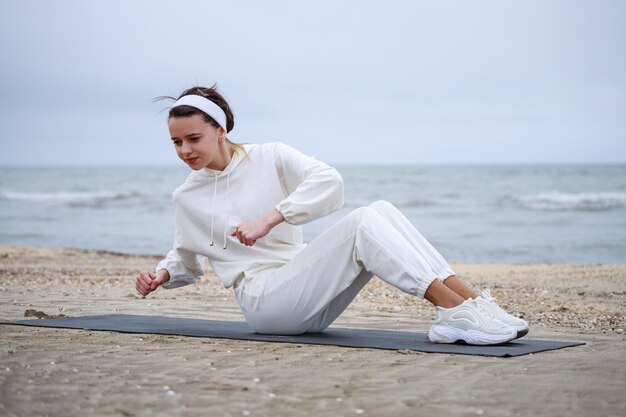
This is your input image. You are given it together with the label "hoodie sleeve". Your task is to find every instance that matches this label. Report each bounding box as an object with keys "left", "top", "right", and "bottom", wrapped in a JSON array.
[
  {"left": 273, "top": 142, "right": 344, "bottom": 225},
  {"left": 155, "top": 245, "right": 205, "bottom": 289},
  {"left": 155, "top": 206, "right": 206, "bottom": 289}
]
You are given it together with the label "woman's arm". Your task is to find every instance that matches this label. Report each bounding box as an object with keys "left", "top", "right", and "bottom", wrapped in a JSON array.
[
  {"left": 230, "top": 208, "right": 285, "bottom": 246},
  {"left": 136, "top": 244, "right": 204, "bottom": 296},
  {"left": 230, "top": 142, "right": 343, "bottom": 246},
  {"left": 273, "top": 142, "right": 344, "bottom": 225},
  {"left": 155, "top": 247, "right": 205, "bottom": 289},
  {"left": 135, "top": 269, "right": 170, "bottom": 297}
]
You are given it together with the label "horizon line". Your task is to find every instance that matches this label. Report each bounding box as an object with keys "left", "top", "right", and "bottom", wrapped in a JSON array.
[{"left": 1, "top": 161, "right": 625, "bottom": 168}]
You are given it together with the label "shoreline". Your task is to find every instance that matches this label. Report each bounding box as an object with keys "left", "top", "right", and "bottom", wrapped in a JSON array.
[
  {"left": 1, "top": 245, "right": 625, "bottom": 416},
  {"left": 4, "top": 243, "right": 626, "bottom": 267}
]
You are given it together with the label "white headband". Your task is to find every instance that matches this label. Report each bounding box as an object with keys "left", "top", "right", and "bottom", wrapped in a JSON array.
[{"left": 171, "top": 95, "right": 228, "bottom": 133}]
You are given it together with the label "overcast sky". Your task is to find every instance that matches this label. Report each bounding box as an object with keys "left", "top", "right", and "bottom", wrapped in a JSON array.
[{"left": 1, "top": 0, "right": 624, "bottom": 165}]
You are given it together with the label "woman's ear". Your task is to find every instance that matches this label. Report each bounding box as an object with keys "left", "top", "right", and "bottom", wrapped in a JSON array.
[{"left": 219, "top": 127, "right": 228, "bottom": 143}]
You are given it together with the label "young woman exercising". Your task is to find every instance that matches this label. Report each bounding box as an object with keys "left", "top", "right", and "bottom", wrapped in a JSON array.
[{"left": 135, "top": 85, "right": 528, "bottom": 345}]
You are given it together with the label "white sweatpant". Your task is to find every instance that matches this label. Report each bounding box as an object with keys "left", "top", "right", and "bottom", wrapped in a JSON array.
[{"left": 234, "top": 200, "right": 455, "bottom": 335}]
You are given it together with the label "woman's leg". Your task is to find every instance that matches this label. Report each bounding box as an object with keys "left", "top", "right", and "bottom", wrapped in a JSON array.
[
  {"left": 442, "top": 275, "right": 478, "bottom": 299},
  {"left": 424, "top": 280, "right": 464, "bottom": 308},
  {"left": 368, "top": 200, "right": 455, "bottom": 282},
  {"left": 368, "top": 200, "right": 478, "bottom": 300},
  {"left": 236, "top": 200, "right": 521, "bottom": 344},
  {"left": 237, "top": 202, "right": 471, "bottom": 334},
  {"left": 366, "top": 201, "right": 524, "bottom": 341}
]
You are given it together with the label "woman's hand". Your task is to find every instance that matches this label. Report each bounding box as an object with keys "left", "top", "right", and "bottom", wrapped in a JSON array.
[
  {"left": 135, "top": 269, "right": 170, "bottom": 297},
  {"left": 231, "top": 209, "right": 285, "bottom": 247}
]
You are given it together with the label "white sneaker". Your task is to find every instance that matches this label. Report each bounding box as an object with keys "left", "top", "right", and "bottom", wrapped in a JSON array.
[
  {"left": 475, "top": 289, "right": 529, "bottom": 339},
  {"left": 428, "top": 298, "right": 517, "bottom": 345}
]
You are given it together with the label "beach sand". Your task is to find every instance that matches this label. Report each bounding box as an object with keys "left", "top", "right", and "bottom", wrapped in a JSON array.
[{"left": 0, "top": 246, "right": 624, "bottom": 417}]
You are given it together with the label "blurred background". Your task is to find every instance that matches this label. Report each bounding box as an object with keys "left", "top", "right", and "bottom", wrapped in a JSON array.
[{"left": 1, "top": 0, "right": 625, "bottom": 263}]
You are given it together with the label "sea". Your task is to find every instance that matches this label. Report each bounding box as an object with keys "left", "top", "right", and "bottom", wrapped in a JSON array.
[{"left": 1, "top": 164, "right": 625, "bottom": 264}]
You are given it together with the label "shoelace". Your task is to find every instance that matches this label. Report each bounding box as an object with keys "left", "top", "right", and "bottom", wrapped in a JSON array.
[
  {"left": 481, "top": 289, "right": 496, "bottom": 302},
  {"left": 470, "top": 299, "right": 502, "bottom": 323},
  {"left": 480, "top": 290, "right": 509, "bottom": 314}
]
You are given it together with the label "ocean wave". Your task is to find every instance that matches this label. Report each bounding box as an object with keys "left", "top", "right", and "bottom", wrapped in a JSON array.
[
  {"left": 394, "top": 197, "right": 439, "bottom": 208},
  {"left": 0, "top": 190, "right": 140, "bottom": 203},
  {"left": 512, "top": 192, "right": 626, "bottom": 212}
]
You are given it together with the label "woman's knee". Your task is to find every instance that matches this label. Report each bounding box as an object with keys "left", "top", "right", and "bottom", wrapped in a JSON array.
[
  {"left": 347, "top": 205, "right": 387, "bottom": 231},
  {"left": 349, "top": 201, "right": 395, "bottom": 221},
  {"left": 368, "top": 200, "right": 397, "bottom": 214},
  {"left": 345, "top": 205, "right": 379, "bottom": 224}
]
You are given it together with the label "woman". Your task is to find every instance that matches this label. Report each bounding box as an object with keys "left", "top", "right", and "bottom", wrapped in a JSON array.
[{"left": 135, "top": 85, "right": 528, "bottom": 345}]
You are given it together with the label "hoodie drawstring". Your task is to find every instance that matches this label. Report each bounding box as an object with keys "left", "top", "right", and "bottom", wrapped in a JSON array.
[
  {"left": 209, "top": 171, "right": 218, "bottom": 246},
  {"left": 209, "top": 170, "right": 230, "bottom": 250},
  {"left": 223, "top": 171, "right": 230, "bottom": 249}
]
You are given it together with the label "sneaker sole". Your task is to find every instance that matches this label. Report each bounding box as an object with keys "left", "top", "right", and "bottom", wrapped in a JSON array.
[
  {"left": 515, "top": 327, "right": 529, "bottom": 339},
  {"left": 428, "top": 324, "right": 517, "bottom": 345}
]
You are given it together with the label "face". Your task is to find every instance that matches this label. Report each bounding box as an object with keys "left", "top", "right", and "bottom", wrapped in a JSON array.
[{"left": 168, "top": 114, "right": 226, "bottom": 170}]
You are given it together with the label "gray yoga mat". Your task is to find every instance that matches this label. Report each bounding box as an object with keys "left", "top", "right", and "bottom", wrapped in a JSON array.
[{"left": 2, "top": 314, "right": 584, "bottom": 357}]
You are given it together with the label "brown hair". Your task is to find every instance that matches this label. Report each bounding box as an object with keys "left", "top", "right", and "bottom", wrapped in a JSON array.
[{"left": 155, "top": 84, "right": 245, "bottom": 154}]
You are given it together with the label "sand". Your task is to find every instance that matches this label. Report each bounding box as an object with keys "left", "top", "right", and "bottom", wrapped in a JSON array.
[{"left": 0, "top": 245, "right": 624, "bottom": 417}]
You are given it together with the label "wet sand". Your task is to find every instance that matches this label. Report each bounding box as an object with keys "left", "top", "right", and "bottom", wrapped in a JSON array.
[{"left": 0, "top": 246, "right": 625, "bottom": 417}]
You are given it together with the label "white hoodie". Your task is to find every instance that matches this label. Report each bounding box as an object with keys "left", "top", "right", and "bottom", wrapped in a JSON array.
[{"left": 156, "top": 142, "right": 344, "bottom": 289}]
